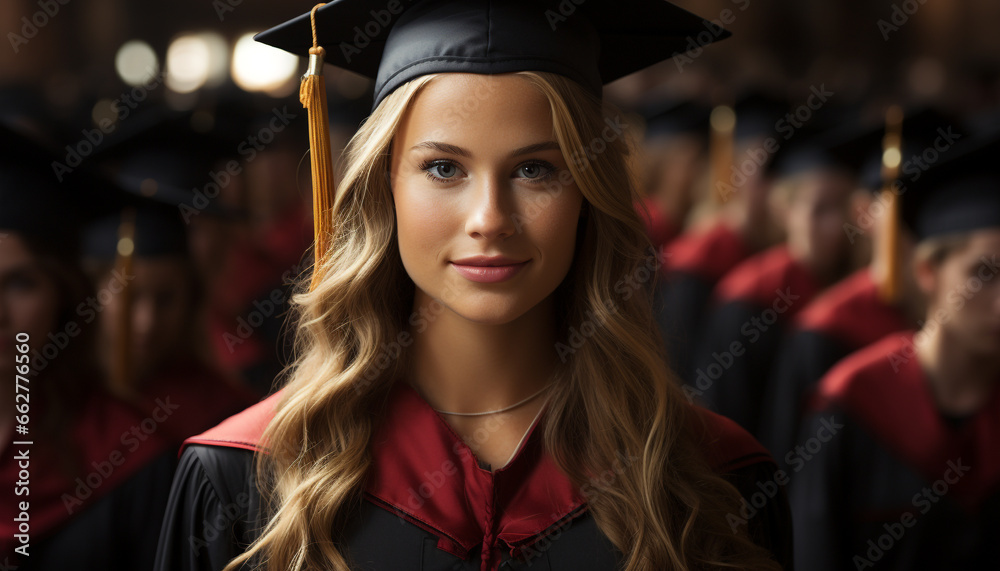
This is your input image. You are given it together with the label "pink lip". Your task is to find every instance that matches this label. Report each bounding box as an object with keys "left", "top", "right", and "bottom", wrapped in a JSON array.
[{"left": 450, "top": 256, "right": 530, "bottom": 283}]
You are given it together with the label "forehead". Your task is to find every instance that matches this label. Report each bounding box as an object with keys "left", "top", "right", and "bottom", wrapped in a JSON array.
[
  {"left": 396, "top": 73, "right": 556, "bottom": 151},
  {"left": 965, "top": 229, "right": 1000, "bottom": 256}
]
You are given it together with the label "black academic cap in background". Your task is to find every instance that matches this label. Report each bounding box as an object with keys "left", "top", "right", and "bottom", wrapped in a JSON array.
[
  {"left": 0, "top": 123, "right": 137, "bottom": 252},
  {"left": 83, "top": 201, "right": 189, "bottom": 262},
  {"left": 732, "top": 90, "right": 788, "bottom": 142},
  {"left": 96, "top": 108, "right": 246, "bottom": 218},
  {"left": 829, "top": 107, "right": 957, "bottom": 193},
  {"left": 255, "top": 0, "right": 730, "bottom": 109},
  {"left": 641, "top": 98, "right": 713, "bottom": 140},
  {"left": 765, "top": 110, "right": 862, "bottom": 180},
  {"left": 901, "top": 133, "right": 1000, "bottom": 241}
]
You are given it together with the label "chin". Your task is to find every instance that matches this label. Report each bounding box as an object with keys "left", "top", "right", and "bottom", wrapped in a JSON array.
[{"left": 455, "top": 307, "right": 530, "bottom": 326}]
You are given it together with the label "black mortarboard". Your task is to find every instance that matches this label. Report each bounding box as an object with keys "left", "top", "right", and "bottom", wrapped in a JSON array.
[
  {"left": 97, "top": 109, "right": 246, "bottom": 218},
  {"left": 732, "top": 90, "right": 788, "bottom": 142},
  {"left": 830, "top": 107, "right": 957, "bottom": 193},
  {"left": 641, "top": 98, "right": 712, "bottom": 140},
  {"left": 83, "top": 202, "right": 189, "bottom": 262},
  {"left": 901, "top": 133, "right": 1000, "bottom": 241},
  {"left": 0, "top": 123, "right": 135, "bottom": 252},
  {"left": 255, "top": 0, "right": 730, "bottom": 110},
  {"left": 767, "top": 125, "right": 857, "bottom": 180}
]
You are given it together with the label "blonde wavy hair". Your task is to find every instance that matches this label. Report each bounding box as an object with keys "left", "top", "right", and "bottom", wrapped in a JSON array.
[{"left": 225, "top": 72, "right": 782, "bottom": 571}]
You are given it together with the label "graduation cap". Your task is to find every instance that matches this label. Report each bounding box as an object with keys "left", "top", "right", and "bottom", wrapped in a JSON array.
[
  {"left": 97, "top": 109, "right": 247, "bottom": 218},
  {"left": 83, "top": 202, "right": 189, "bottom": 262},
  {"left": 901, "top": 133, "right": 1000, "bottom": 241},
  {"left": 256, "top": 0, "right": 730, "bottom": 110},
  {"left": 255, "top": 0, "right": 730, "bottom": 290},
  {"left": 821, "top": 106, "right": 958, "bottom": 302},
  {"left": 641, "top": 98, "right": 712, "bottom": 141},
  {"left": 0, "top": 124, "right": 149, "bottom": 396},
  {"left": 765, "top": 113, "right": 863, "bottom": 181},
  {"left": 82, "top": 187, "right": 198, "bottom": 395},
  {"left": 732, "top": 90, "right": 788, "bottom": 143},
  {"left": 0, "top": 123, "right": 136, "bottom": 254},
  {"left": 830, "top": 107, "right": 957, "bottom": 193}
]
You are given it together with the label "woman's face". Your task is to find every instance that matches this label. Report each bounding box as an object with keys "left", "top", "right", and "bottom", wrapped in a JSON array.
[
  {"left": 390, "top": 73, "right": 584, "bottom": 325},
  {"left": 0, "top": 233, "right": 60, "bottom": 372}
]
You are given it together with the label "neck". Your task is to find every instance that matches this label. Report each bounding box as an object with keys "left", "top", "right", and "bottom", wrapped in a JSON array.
[
  {"left": 916, "top": 323, "right": 1000, "bottom": 416},
  {"left": 407, "top": 290, "right": 559, "bottom": 414}
]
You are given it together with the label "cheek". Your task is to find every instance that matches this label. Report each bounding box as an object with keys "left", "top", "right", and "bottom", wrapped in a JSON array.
[
  {"left": 526, "top": 191, "right": 583, "bottom": 262},
  {"left": 10, "top": 288, "right": 60, "bottom": 338},
  {"left": 394, "top": 184, "right": 453, "bottom": 267}
]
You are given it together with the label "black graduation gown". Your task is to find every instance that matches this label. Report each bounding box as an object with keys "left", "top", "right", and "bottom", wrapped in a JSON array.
[
  {"left": 155, "top": 383, "right": 794, "bottom": 571},
  {"left": 0, "top": 390, "right": 179, "bottom": 570},
  {"left": 757, "top": 269, "right": 910, "bottom": 462},
  {"left": 654, "top": 222, "right": 749, "bottom": 383},
  {"left": 790, "top": 332, "right": 1000, "bottom": 571},
  {"left": 1, "top": 362, "right": 256, "bottom": 571},
  {"left": 690, "top": 245, "right": 822, "bottom": 435}
]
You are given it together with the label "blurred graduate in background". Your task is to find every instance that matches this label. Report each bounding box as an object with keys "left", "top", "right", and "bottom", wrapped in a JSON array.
[
  {"left": 791, "top": 132, "right": 1000, "bottom": 571},
  {"left": 0, "top": 125, "right": 179, "bottom": 569}
]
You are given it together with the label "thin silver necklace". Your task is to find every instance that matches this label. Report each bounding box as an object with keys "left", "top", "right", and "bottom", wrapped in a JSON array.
[{"left": 432, "top": 383, "right": 553, "bottom": 416}]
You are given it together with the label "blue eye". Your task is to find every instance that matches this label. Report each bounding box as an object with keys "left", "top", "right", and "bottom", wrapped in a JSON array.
[
  {"left": 423, "top": 161, "right": 460, "bottom": 181},
  {"left": 515, "top": 161, "right": 555, "bottom": 181}
]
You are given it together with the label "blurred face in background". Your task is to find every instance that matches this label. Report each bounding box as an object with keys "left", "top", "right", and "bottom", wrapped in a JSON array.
[
  {"left": 777, "top": 168, "right": 856, "bottom": 284},
  {"left": 726, "top": 137, "right": 782, "bottom": 249},
  {"left": 99, "top": 256, "right": 195, "bottom": 380},
  {"left": 645, "top": 134, "right": 706, "bottom": 220},
  {"left": 0, "top": 233, "right": 60, "bottom": 373},
  {"left": 915, "top": 229, "right": 1000, "bottom": 358}
]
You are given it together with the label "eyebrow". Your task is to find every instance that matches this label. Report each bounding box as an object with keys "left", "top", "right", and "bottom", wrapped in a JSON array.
[{"left": 409, "top": 140, "right": 562, "bottom": 159}]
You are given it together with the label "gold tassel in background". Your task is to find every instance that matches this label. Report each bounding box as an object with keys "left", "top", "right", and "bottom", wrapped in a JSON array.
[
  {"left": 111, "top": 207, "right": 136, "bottom": 396},
  {"left": 709, "top": 104, "right": 736, "bottom": 205},
  {"left": 878, "top": 105, "right": 904, "bottom": 304},
  {"left": 301, "top": 3, "right": 337, "bottom": 292}
]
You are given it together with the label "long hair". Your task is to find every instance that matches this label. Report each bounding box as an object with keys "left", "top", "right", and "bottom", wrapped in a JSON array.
[{"left": 225, "top": 72, "right": 781, "bottom": 571}]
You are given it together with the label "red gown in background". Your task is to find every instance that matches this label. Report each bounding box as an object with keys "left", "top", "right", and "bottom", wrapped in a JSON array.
[
  {"left": 654, "top": 221, "right": 750, "bottom": 383},
  {"left": 691, "top": 245, "right": 823, "bottom": 434},
  {"left": 791, "top": 331, "right": 1000, "bottom": 570}
]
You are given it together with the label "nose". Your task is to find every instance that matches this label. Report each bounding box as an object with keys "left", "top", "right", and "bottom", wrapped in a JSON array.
[{"left": 465, "top": 176, "right": 516, "bottom": 241}]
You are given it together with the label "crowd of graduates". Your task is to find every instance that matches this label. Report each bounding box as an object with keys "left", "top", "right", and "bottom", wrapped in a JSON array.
[
  {"left": 2, "top": 8, "right": 1000, "bottom": 569},
  {"left": 641, "top": 91, "right": 1000, "bottom": 569}
]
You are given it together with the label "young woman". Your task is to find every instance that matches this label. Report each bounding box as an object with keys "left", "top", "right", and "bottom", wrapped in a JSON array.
[{"left": 155, "top": 2, "right": 792, "bottom": 570}]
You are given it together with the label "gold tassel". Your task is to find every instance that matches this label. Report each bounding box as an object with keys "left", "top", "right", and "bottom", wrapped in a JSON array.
[
  {"left": 709, "top": 104, "right": 736, "bottom": 205},
  {"left": 878, "top": 105, "right": 904, "bottom": 304},
  {"left": 112, "top": 207, "right": 136, "bottom": 396},
  {"left": 301, "top": 3, "right": 337, "bottom": 291}
]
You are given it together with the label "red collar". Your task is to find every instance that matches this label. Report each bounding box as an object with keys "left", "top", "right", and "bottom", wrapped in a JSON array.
[
  {"left": 364, "top": 382, "right": 586, "bottom": 561},
  {"left": 185, "top": 383, "right": 775, "bottom": 564},
  {"left": 815, "top": 332, "right": 1000, "bottom": 509},
  {"left": 713, "top": 245, "right": 823, "bottom": 313},
  {"left": 661, "top": 221, "right": 748, "bottom": 282},
  {"left": 793, "top": 268, "right": 910, "bottom": 348}
]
